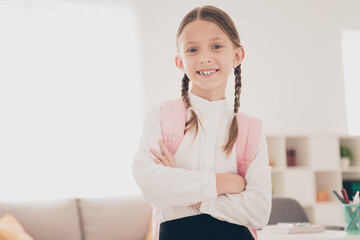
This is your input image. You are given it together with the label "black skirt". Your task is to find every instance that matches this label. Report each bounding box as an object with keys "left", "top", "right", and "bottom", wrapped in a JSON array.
[{"left": 159, "top": 214, "right": 255, "bottom": 240}]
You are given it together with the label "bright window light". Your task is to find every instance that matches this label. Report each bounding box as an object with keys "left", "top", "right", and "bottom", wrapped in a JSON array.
[
  {"left": 0, "top": 1, "right": 143, "bottom": 201},
  {"left": 341, "top": 30, "right": 360, "bottom": 136}
]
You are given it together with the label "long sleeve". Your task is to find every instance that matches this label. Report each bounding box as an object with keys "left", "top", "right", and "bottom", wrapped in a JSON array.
[
  {"left": 132, "top": 105, "right": 218, "bottom": 207},
  {"left": 199, "top": 129, "right": 272, "bottom": 229}
]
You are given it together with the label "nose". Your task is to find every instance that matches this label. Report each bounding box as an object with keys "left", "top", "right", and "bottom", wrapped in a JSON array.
[{"left": 199, "top": 58, "right": 212, "bottom": 64}]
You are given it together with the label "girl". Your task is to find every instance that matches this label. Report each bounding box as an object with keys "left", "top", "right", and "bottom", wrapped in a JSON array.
[{"left": 133, "top": 5, "right": 271, "bottom": 240}]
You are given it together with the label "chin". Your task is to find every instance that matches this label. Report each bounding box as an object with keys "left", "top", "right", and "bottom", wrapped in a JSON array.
[
  {"left": 199, "top": 84, "right": 220, "bottom": 90},
  {"left": 195, "top": 82, "right": 226, "bottom": 91},
  {"left": 199, "top": 79, "right": 227, "bottom": 88}
]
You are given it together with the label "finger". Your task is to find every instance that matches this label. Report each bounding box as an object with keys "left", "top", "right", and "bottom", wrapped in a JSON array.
[
  {"left": 150, "top": 148, "right": 170, "bottom": 167},
  {"left": 158, "top": 139, "right": 176, "bottom": 167},
  {"left": 158, "top": 139, "right": 172, "bottom": 159},
  {"left": 169, "top": 156, "right": 176, "bottom": 168},
  {"left": 150, "top": 148, "right": 166, "bottom": 163},
  {"left": 153, "top": 157, "right": 165, "bottom": 166},
  {"left": 152, "top": 155, "right": 167, "bottom": 167},
  {"left": 157, "top": 141, "right": 172, "bottom": 166}
]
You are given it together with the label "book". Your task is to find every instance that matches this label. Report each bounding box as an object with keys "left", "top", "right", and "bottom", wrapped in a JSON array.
[{"left": 263, "top": 222, "right": 325, "bottom": 234}]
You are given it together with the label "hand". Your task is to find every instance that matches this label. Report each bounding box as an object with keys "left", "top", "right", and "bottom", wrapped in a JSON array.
[
  {"left": 216, "top": 173, "right": 247, "bottom": 195},
  {"left": 150, "top": 139, "right": 176, "bottom": 168},
  {"left": 192, "top": 202, "right": 201, "bottom": 209}
]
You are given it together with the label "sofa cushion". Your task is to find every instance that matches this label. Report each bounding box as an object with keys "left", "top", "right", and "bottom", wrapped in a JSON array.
[
  {"left": 0, "top": 199, "right": 82, "bottom": 240},
  {"left": 79, "top": 195, "right": 151, "bottom": 240},
  {"left": 0, "top": 214, "right": 34, "bottom": 240}
]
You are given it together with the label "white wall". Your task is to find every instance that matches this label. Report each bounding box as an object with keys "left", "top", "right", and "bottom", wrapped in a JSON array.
[{"left": 132, "top": 0, "right": 360, "bottom": 135}]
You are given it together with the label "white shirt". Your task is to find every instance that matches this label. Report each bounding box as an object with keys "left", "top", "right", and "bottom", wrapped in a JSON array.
[{"left": 132, "top": 92, "right": 272, "bottom": 229}]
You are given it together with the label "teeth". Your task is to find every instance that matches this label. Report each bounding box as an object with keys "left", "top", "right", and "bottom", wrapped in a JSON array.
[{"left": 199, "top": 70, "right": 216, "bottom": 75}]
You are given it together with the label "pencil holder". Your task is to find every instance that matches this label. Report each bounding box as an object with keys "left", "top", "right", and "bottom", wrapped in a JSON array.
[{"left": 343, "top": 204, "right": 360, "bottom": 235}]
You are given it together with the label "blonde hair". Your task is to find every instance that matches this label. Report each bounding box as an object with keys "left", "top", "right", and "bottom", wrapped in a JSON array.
[{"left": 177, "top": 5, "right": 242, "bottom": 158}]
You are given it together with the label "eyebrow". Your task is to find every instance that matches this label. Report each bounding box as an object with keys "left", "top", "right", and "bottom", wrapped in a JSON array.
[{"left": 184, "top": 37, "right": 226, "bottom": 46}]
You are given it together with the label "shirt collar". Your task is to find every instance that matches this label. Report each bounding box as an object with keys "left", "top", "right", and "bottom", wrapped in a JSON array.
[{"left": 188, "top": 91, "right": 230, "bottom": 113}]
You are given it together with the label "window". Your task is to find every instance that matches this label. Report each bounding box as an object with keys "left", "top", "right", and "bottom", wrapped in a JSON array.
[
  {"left": 341, "top": 30, "right": 360, "bottom": 136},
  {"left": 0, "top": 1, "right": 142, "bottom": 200}
]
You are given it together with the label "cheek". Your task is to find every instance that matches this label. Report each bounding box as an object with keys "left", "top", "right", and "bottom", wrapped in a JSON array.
[
  {"left": 224, "top": 55, "right": 236, "bottom": 72},
  {"left": 221, "top": 59, "right": 234, "bottom": 73},
  {"left": 183, "top": 58, "right": 195, "bottom": 72}
]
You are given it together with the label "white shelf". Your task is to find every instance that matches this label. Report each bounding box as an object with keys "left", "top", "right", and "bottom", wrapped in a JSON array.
[
  {"left": 342, "top": 166, "right": 360, "bottom": 173},
  {"left": 267, "top": 135, "right": 360, "bottom": 225},
  {"left": 271, "top": 166, "right": 285, "bottom": 173},
  {"left": 313, "top": 201, "right": 340, "bottom": 206},
  {"left": 314, "top": 168, "right": 340, "bottom": 172}
]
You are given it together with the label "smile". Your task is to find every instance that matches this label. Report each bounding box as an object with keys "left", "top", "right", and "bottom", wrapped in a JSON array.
[{"left": 197, "top": 69, "right": 219, "bottom": 76}]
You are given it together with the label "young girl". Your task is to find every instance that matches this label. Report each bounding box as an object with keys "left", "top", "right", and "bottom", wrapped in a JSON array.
[{"left": 133, "top": 5, "right": 271, "bottom": 240}]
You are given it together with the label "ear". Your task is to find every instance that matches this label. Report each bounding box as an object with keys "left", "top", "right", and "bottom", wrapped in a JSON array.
[
  {"left": 175, "top": 55, "right": 185, "bottom": 73},
  {"left": 233, "top": 46, "right": 245, "bottom": 68}
]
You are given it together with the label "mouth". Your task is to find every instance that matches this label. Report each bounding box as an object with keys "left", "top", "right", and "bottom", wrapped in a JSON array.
[{"left": 196, "top": 69, "right": 219, "bottom": 77}]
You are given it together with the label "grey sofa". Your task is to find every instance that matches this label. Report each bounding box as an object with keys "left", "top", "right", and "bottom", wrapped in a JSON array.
[{"left": 0, "top": 195, "right": 151, "bottom": 240}]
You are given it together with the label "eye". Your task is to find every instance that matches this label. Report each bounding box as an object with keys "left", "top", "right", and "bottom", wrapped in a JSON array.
[
  {"left": 213, "top": 44, "right": 222, "bottom": 50},
  {"left": 187, "top": 48, "right": 198, "bottom": 53}
]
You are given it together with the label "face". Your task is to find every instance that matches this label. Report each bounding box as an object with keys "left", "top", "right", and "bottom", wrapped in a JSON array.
[{"left": 176, "top": 20, "right": 244, "bottom": 100}]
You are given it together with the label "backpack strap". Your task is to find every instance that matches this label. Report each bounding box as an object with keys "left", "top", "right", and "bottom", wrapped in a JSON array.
[
  {"left": 235, "top": 112, "right": 262, "bottom": 240},
  {"left": 235, "top": 112, "right": 263, "bottom": 177},
  {"left": 151, "top": 98, "right": 187, "bottom": 240},
  {"left": 160, "top": 98, "right": 187, "bottom": 154}
]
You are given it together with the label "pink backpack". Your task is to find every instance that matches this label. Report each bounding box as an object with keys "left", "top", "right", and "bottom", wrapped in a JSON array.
[{"left": 152, "top": 98, "right": 262, "bottom": 240}]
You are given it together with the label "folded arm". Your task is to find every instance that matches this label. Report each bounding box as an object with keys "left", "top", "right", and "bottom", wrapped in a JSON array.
[
  {"left": 132, "top": 106, "right": 217, "bottom": 207},
  {"left": 199, "top": 130, "right": 272, "bottom": 229}
]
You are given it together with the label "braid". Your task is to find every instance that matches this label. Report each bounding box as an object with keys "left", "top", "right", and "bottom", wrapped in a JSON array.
[
  {"left": 223, "top": 64, "right": 242, "bottom": 158},
  {"left": 234, "top": 64, "right": 241, "bottom": 113},
  {"left": 181, "top": 74, "right": 191, "bottom": 108},
  {"left": 181, "top": 74, "right": 203, "bottom": 139}
]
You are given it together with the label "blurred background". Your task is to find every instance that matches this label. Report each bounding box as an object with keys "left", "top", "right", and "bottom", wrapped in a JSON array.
[{"left": 0, "top": 0, "right": 359, "bottom": 201}]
